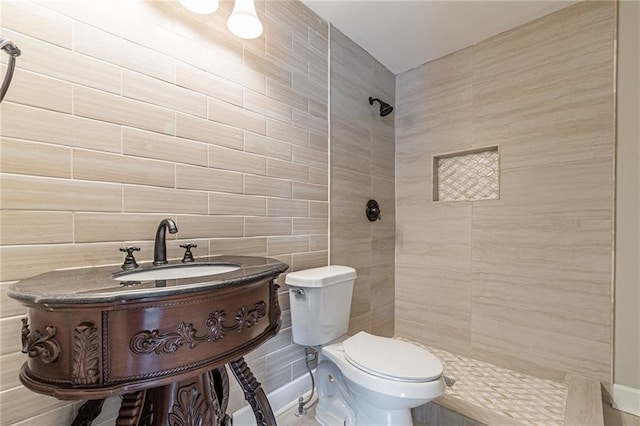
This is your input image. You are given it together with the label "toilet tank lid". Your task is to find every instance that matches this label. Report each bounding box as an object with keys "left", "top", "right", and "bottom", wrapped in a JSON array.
[{"left": 285, "top": 265, "right": 357, "bottom": 288}]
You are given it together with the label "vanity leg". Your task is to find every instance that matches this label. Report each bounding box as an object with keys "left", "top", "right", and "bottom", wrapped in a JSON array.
[
  {"left": 116, "top": 390, "right": 151, "bottom": 426},
  {"left": 229, "top": 357, "right": 276, "bottom": 426},
  {"left": 71, "top": 399, "right": 105, "bottom": 426}
]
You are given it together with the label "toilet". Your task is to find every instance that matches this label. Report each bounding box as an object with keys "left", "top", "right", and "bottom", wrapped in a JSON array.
[{"left": 286, "top": 265, "right": 445, "bottom": 426}]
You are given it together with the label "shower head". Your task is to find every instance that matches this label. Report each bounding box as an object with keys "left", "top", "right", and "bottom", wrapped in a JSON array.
[{"left": 369, "top": 96, "right": 394, "bottom": 117}]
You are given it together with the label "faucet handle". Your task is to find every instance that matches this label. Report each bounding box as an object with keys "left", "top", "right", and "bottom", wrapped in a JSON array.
[
  {"left": 119, "top": 246, "right": 141, "bottom": 271},
  {"left": 180, "top": 243, "right": 197, "bottom": 263}
]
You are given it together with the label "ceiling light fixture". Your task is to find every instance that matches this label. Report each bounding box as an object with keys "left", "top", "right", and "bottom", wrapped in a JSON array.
[
  {"left": 178, "top": 0, "right": 219, "bottom": 15},
  {"left": 227, "top": 0, "right": 263, "bottom": 39}
]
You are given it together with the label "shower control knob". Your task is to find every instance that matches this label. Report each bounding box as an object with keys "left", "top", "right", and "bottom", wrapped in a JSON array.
[{"left": 366, "top": 199, "right": 382, "bottom": 222}]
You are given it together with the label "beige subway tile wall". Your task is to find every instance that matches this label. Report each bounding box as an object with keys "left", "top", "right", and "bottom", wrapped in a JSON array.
[
  {"left": 0, "top": 0, "right": 328, "bottom": 423},
  {"left": 395, "top": 1, "right": 615, "bottom": 389},
  {"left": 330, "top": 26, "right": 396, "bottom": 337}
]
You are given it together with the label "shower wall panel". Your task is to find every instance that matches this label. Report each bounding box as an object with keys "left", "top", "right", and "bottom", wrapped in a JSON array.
[{"left": 395, "top": 1, "right": 615, "bottom": 389}]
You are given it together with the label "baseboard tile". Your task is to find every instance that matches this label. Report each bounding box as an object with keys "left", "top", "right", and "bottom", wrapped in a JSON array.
[{"left": 613, "top": 384, "right": 640, "bottom": 417}]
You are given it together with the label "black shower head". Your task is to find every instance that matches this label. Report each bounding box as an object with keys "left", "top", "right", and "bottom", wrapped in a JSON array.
[{"left": 369, "top": 96, "right": 394, "bottom": 117}]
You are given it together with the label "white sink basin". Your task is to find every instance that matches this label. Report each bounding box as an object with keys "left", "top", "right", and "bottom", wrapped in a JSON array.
[{"left": 114, "top": 264, "right": 239, "bottom": 281}]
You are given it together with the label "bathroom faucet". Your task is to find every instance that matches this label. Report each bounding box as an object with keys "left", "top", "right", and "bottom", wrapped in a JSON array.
[{"left": 153, "top": 218, "right": 178, "bottom": 266}]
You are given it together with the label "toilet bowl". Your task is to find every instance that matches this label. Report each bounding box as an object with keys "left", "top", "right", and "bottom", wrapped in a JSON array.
[{"left": 286, "top": 266, "right": 446, "bottom": 426}]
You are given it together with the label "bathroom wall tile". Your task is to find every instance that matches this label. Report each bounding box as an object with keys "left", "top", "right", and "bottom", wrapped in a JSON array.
[
  {"left": 0, "top": 243, "right": 124, "bottom": 282},
  {"left": 293, "top": 42, "right": 328, "bottom": 81},
  {"left": 1, "top": 29, "right": 121, "bottom": 95},
  {"left": 209, "top": 193, "right": 266, "bottom": 216},
  {"left": 291, "top": 251, "right": 328, "bottom": 272},
  {"left": 0, "top": 352, "right": 24, "bottom": 391},
  {"left": 176, "top": 164, "right": 243, "bottom": 194},
  {"left": 396, "top": 264, "right": 472, "bottom": 354},
  {"left": 176, "top": 113, "right": 243, "bottom": 150},
  {"left": 123, "top": 70, "right": 207, "bottom": 118},
  {"left": 73, "top": 150, "right": 175, "bottom": 188},
  {"left": 0, "top": 282, "right": 25, "bottom": 319},
  {"left": 308, "top": 167, "right": 328, "bottom": 186},
  {"left": 175, "top": 215, "right": 244, "bottom": 239},
  {"left": 245, "top": 175, "right": 292, "bottom": 199},
  {"left": 244, "top": 89, "right": 293, "bottom": 124},
  {"left": 74, "top": 213, "right": 172, "bottom": 243},
  {"left": 309, "top": 235, "right": 328, "bottom": 252},
  {"left": 309, "top": 202, "right": 328, "bottom": 218},
  {"left": 123, "top": 128, "right": 208, "bottom": 167},
  {"left": 266, "top": 77, "right": 308, "bottom": 111},
  {"left": 208, "top": 145, "right": 266, "bottom": 175},
  {"left": 209, "top": 237, "right": 267, "bottom": 257},
  {"left": 267, "top": 236, "right": 309, "bottom": 256},
  {"left": 0, "top": 138, "right": 72, "bottom": 179},
  {"left": 207, "top": 48, "right": 266, "bottom": 95},
  {"left": 0, "top": 386, "right": 72, "bottom": 425},
  {"left": 245, "top": 132, "right": 292, "bottom": 162},
  {"left": 2, "top": 67, "right": 72, "bottom": 114},
  {"left": 292, "top": 182, "right": 327, "bottom": 201},
  {"left": 292, "top": 145, "right": 327, "bottom": 169},
  {"left": 266, "top": 118, "right": 308, "bottom": 147},
  {"left": 73, "top": 21, "right": 175, "bottom": 84},
  {"left": 32, "top": 0, "right": 122, "bottom": 36},
  {"left": 266, "top": 159, "right": 309, "bottom": 182},
  {"left": 244, "top": 217, "right": 292, "bottom": 237},
  {"left": 123, "top": 186, "right": 208, "bottom": 215},
  {"left": 1, "top": 175, "right": 122, "bottom": 212},
  {"left": 0, "top": 316, "right": 22, "bottom": 356},
  {"left": 0, "top": 211, "right": 73, "bottom": 245},
  {"left": 74, "top": 86, "right": 176, "bottom": 135},
  {"left": 309, "top": 132, "right": 328, "bottom": 153},
  {"left": 0, "top": 103, "right": 121, "bottom": 153},
  {"left": 292, "top": 218, "right": 326, "bottom": 235},
  {"left": 265, "top": 36, "right": 308, "bottom": 76},
  {"left": 267, "top": 199, "right": 309, "bottom": 218},
  {"left": 292, "top": 109, "right": 327, "bottom": 137},
  {"left": 292, "top": 71, "right": 326, "bottom": 102},
  {"left": 176, "top": 62, "right": 243, "bottom": 107},
  {"left": 208, "top": 98, "right": 266, "bottom": 136},
  {"left": 308, "top": 27, "right": 328, "bottom": 55},
  {"left": 243, "top": 47, "right": 292, "bottom": 89}
]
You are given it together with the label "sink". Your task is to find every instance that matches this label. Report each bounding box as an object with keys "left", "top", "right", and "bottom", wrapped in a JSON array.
[{"left": 114, "top": 264, "right": 240, "bottom": 281}]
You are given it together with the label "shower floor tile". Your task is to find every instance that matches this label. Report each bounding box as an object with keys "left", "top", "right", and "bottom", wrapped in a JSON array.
[{"left": 398, "top": 337, "right": 569, "bottom": 426}]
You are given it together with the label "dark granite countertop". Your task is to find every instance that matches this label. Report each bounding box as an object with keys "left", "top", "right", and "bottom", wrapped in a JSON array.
[{"left": 7, "top": 256, "right": 289, "bottom": 305}]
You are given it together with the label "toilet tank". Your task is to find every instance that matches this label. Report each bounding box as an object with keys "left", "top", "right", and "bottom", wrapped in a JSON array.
[{"left": 285, "top": 265, "right": 357, "bottom": 347}]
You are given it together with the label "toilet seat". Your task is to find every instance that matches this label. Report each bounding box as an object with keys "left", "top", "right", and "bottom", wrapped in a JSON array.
[{"left": 342, "top": 332, "right": 443, "bottom": 382}]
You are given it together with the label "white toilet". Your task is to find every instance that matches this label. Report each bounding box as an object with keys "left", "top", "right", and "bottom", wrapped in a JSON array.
[{"left": 286, "top": 265, "right": 445, "bottom": 426}]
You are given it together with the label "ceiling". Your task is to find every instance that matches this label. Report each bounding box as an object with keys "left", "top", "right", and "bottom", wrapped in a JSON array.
[{"left": 301, "top": 0, "right": 577, "bottom": 75}]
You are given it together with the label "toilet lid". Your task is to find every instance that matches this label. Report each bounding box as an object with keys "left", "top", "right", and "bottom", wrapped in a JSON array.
[{"left": 343, "top": 332, "right": 443, "bottom": 382}]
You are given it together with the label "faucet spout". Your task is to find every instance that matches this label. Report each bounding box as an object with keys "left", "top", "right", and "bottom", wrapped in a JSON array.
[{"left": 153, "top": 218, "right": 178, "bottom": 266}]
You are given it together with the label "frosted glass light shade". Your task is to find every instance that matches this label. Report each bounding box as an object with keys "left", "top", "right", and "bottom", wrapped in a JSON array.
[
  {"left": 227, "top": 0, "right": 263, "bottom": 39},
  {"left": 178, "top": 0, "right": 219, "bottom": 14}
]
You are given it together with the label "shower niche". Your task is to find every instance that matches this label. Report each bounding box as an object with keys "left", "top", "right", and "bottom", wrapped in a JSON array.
[{"left": 433, "top": 146, "right": 500, "bottom": 202}]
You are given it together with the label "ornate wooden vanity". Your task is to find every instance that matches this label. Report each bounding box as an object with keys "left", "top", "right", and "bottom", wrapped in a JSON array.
[{"left": 7, "top": 256, "right": 288, "bottom": 425}]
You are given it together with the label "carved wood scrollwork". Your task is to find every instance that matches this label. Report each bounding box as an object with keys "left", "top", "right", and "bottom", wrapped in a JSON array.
[
  {"left": 21, "top": 318, "right": 61, "bottom": 364},
  {"left": 72, "top": 322, "right": 101, "bottom": 385},
  {"left": 130, "top": 301, "right": 267, "bottom": 355},
  {"left": 168, "top": 382, "right": 212, "bottom": 426}
]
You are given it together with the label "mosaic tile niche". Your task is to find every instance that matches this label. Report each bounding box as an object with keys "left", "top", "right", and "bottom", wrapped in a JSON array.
[{"left": 433, "top": 146, "right": 499, "bottom": 202}]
